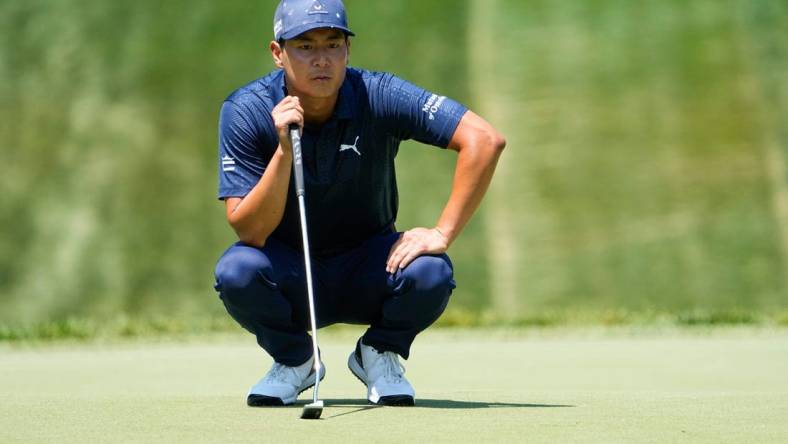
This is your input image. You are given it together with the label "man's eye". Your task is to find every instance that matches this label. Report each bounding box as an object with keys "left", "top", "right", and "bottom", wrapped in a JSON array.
[{"left": 299, "top": 45, "right": 312, "bottom": 50}]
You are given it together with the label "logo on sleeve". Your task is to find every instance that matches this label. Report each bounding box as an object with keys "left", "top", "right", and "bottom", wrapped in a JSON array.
[
  {"left": 222, "top": 155, "right": 236, "bottom": 172},
  {"left": 422, "top": 94, "right": 447, "bottom": 121},
  {"left": 339, "top": 136, "right": 361, "bottom": 156}
]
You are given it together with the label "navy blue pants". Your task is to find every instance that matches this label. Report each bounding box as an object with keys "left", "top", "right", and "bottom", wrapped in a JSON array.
[{"left": 213, "top": 231, "right": 455, "bottom": 366}]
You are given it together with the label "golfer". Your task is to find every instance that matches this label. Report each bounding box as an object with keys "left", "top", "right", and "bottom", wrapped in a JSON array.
[{"left": 214, "top": 0, "right": 505, "bottom": 407}]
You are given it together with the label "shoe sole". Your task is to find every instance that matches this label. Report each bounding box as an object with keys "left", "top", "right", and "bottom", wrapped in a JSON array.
[
  {"left": 347, "top": 352, "right": 415, "bottom": 407},
  {"left": 247, "top": 369, "right": 326, "bottom": 407}
]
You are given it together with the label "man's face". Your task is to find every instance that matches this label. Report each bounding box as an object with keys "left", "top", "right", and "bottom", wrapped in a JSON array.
[{"left": 272, "top": 28, "right": 349, "bottom": 99}]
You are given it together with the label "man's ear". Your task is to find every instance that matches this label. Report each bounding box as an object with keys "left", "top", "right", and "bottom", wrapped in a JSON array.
[
  {"left": 270, "top": 40, "right": 284, "bottom": 68},
  {"left": 345, "top": 38, "right": 351, "bottom": 64}
]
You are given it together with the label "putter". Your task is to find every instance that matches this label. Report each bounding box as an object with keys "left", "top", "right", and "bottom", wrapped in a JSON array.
[{"left": 290, "top": 125, "right": 325, "bottom": 420}]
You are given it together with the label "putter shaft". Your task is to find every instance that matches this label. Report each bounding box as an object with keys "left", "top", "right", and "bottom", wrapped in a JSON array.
[
  {"left": 290, "top": 126, "right": 323, "bottom": 411},
  {"left": 296, "top": 194, "right": 322, "bottom": 404}
]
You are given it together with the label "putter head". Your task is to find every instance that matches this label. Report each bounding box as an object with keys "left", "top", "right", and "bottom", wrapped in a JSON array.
[{"left": 300, "top": 400, "right": 324, "bottom": 420}]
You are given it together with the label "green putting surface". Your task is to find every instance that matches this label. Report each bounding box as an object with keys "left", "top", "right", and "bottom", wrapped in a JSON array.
[{"left": 2, "top": 328, "right": 787, "bottom": 443}]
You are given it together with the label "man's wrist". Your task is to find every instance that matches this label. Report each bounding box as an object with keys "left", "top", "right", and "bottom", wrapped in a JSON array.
[
  {"left": 434, "top": 226, "right": 452, "bottom": 244},
  {"left": 276, "top": 143, "right": 294, "bottom": 159}
]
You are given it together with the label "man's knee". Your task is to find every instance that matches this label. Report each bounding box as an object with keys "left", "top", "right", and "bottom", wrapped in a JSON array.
[
  {"left": 214, "top": 244, "right": 296, "bottom": 332},
  {"left": 401, "top": 254, "right": 455, "bottom": 294},
  {"left": 214, "top": 245, "right": 277, "bottom": 297},
  {"left": 382, "top": 254, "right": 455, "bottom": 327}
]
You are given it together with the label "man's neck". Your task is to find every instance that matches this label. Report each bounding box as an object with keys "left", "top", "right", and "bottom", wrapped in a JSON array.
[{"left": 298, "top": 94, "right": 338, "bottom": 127}]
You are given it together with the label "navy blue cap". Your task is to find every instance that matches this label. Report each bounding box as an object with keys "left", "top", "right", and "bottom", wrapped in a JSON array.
[{"left": 273, "top": 0, "right": 355, "bottom": 41}]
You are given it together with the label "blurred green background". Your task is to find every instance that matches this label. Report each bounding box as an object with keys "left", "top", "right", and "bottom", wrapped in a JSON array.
[{"left": 1, "top": 0, "right": 786, "bottom": 335}]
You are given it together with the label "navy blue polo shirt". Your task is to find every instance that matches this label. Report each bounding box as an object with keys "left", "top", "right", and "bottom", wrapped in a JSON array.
[{"left": 217, "top": 67, "right": 467, "bottom": 256}]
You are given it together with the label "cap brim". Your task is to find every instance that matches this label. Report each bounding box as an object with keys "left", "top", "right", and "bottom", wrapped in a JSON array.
[{"left": 280, "top": 23, "right": 355, "bottom": 41}]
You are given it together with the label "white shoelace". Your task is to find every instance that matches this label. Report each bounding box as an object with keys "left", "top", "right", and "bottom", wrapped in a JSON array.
[{"left": 380, "top": 351, "right": 406, "bottom": 384}]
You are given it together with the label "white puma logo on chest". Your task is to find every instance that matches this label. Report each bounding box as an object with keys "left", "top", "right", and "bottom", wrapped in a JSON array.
[{"left": 339, "top": 136, "right": 361, "bottom": 156}]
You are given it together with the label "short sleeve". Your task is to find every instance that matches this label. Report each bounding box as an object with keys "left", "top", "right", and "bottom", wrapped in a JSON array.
[
  {"left": 374, "top": 74, "right": 467, "bottom": 148},
  {"left": 217, "top": 100, "right": 272, "bottom": 200}
]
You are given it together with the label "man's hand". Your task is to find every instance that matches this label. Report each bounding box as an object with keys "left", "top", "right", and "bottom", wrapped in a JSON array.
[
  {"left": 386, "top": 228, "right": 449, "bottom": 273},
  {"left": 271, "top": 96, "right": 304, "bottom": 156}
]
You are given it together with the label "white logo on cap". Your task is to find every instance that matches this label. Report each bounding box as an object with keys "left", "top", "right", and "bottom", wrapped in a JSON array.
[
  {"left": 309, "top": 0, "right": 328, "bottom": 15},
  {"left": 274, "top": 19, "right": 283, "bottom": 35}
]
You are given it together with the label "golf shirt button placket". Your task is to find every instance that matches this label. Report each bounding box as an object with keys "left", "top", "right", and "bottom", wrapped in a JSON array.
[
  {"left": 317, "top": 142, "right": 327, "bottom": 182},
  {"left": 317, "top": 127, "right": 335, "bottom": 183}
]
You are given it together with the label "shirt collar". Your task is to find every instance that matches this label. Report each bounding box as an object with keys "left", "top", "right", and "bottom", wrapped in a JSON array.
[
  {"left": 273, "top": 69, "right": 356, "bottom": 121},
  {"left": 272, "top": 69, "right": 287, "bottom": 105},
  {"left": 334, "top": 74, "right": 356, "bottom": 120}
]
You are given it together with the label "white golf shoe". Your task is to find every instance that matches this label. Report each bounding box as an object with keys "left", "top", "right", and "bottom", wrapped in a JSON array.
[
  {"left": 348, "top": 339, "right": 415, "bottom": 406},
  {"left": 247, "top": 355, "right": 325, "bottom": 406}
]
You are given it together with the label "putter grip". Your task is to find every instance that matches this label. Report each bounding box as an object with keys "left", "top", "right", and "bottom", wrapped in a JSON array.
[{"left": 289, "top": 125, "right": 305, "bottom": 197}]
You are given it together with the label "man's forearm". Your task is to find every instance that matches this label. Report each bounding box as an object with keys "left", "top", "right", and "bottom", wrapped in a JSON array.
[
  {"left": 228, "top": 147, "right": 293, "bottom": 247},
  {"left": 437, "top": 130, "right": 505, "bottom": 246}
]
